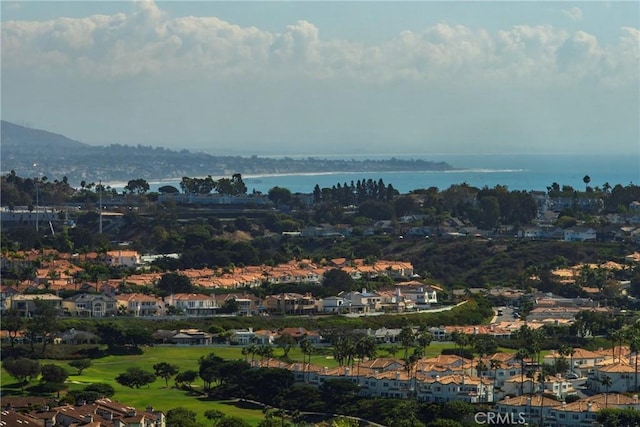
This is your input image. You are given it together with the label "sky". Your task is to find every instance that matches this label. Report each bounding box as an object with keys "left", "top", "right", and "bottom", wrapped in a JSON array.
[{"left": 1, "top": 1, "right": 639, "bottom": 156}]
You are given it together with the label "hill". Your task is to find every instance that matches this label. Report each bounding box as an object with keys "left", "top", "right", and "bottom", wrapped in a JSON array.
[
  {"left": 0, "top": 121, "right": 453, "bottom": 186},
  {"left": 1, "top": 120, "right": 88, "bottom": 150}
]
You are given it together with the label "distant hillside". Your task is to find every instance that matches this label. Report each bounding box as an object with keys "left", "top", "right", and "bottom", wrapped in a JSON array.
[
  {"left": 1, "top": 121, "right": 88, "bottom": 150},
  {"left": 0, "top": 121, "right": 454, "bottom": 186}
]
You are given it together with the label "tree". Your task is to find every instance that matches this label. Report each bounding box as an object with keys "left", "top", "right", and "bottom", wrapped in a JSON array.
[
  {"left": 300, "top": 337, "right": 315, "bottom": 383},
  {"left": 69, "top": 359, "right": 92, "bottom": 375},
  {"left": 629, "top": 329, "right": 640, "bottom": 392},
  {"left": 156, "top": 272, "right": 193, "bottom": 294},
  {"left": 40, "top": 364, "right": 69, "bottom": 384},
  {"left": 416, "top": 329, "right": 433, "bottom": 354},
  {"left": 158, "top": 185, "right": 180, "bottom": 194},
  {"left": 275, "top": 334, "right": 296, "bottom": 358},
  {"left": 515, "top": 348, "right": 530, "bottom": 396},
  {"left": 199, "top": 352, "right": 224, "bottom": 390},
  {"left": 25, "top": 298, "right": 59, "bottom": 354},
  {"left": 473, "top": 335, "right": 498, "bottom": 358},
  {"left": 268, "top": 186, "right": 293, "bottom": 206},
  {"left": 490, "top": 359, "right": 501, "bottom": 402},
  {"left": 166, "top": 407, "right": 200, "bottom": 427},
  {"left": 3, "top": 358, "right": 40, "bottom": 389},
  {"left": 153, "top": 362, "right": 180, "bottom": 387},
  {"left": 204, "top": 409, "right": 225, "bottom": 426},
  {"left": 115, "top": 367, "right": 156, "bottom": 389},
  {"left": 217, "top": 416, "right": 251, "bottom": 427},
  {"left": 602, "top": 375, "right": 613, "bottom": 408},
  {"left": 399, "top": 326, "right": 416, "bottom": 361},
  {"left": 451, "top": 331, "right": 470, "bottom": 358},
  {"left": 322, "top": 268, "right": 355, "bottom": 293},
  {"left": 124, "top": 178, "right": 150, "bottom": 194},
  {"left": 2, "top": 308, "right": 22, "bottom": 347},
  {"left": 84, "top": 383, "right": 115, "bottom": 398},
  {"left": 175, "top": 370, "right": 199, "bottom": 391}
]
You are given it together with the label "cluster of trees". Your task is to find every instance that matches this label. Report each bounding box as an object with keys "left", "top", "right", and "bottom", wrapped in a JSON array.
[
  {"left": 179, "top": 174, "right": 247, "bottom": 195},
  {"left": 313, "top": 178, "right": 398, "bottom": 205},
  {"left": 110, "top": 349, "right": 477, "bottom": 427}
]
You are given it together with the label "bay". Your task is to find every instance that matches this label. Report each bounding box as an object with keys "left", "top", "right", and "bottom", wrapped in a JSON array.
[{"left": 141, "top": 153, "right": 639, "bottom": 195}]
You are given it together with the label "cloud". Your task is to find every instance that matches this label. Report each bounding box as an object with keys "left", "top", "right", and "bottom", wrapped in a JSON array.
[
  {"left": 1, "top": 1, "right": 637, "bottom": 89},
  {"left": 562, "top": 6, "right": 583, "bottom": 21}
]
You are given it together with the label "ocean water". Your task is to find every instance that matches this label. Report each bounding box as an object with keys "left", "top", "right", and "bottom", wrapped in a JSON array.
[{"left": 147, "top": 153, "right": 639, "bottom": 195}]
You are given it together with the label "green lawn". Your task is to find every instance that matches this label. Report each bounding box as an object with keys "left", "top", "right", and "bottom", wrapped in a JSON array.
[
  {"left": 0, "top": 345, "right": 347, "bottom": 425},
  {"left": 1, "top": 342, "right": 517, "bottom": 424}
]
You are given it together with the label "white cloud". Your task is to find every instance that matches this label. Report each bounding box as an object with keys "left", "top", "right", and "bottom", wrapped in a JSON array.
[
  {"left": 562, "top": 6, "right": 583, "bottom": 22},
  {"left": 1, "top": 1, "right": 637, "bottom": 90}
]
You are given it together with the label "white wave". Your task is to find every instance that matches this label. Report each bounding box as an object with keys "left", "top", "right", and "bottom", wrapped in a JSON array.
[{"left": 444, "top": 168, "right": 527, "bottom": 173}]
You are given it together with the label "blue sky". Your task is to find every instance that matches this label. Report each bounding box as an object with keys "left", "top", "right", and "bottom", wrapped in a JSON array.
[{"left": 2, "top": 1, "right": 639, "bottom": 156}]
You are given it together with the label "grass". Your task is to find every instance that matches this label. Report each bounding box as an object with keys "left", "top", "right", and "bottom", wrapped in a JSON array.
[
  {"left": 1, "top": 342, "right": 516, "bottom": 424},
  {"left": 0, "top": 345, "right": 348, "bottom": 425}
]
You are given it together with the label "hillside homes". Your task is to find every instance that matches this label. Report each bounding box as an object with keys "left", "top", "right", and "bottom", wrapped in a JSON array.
[{"left": 2, "top": 397, "right": 165, "bottom": 427}]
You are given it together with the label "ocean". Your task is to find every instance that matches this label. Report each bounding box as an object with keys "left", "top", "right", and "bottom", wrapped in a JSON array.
[{"left": 143, "top": 153, "right": 639, "bottom": 195}]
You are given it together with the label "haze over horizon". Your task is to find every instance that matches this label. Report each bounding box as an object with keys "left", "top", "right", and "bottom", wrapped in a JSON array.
[{"left": 2, "top": 1, "right": 639, "bottom": 157}]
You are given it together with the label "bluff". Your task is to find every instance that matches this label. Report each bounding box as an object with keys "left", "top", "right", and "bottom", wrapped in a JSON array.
[{"left": 1, "top": 121, "right": 453, "bottom": 186}]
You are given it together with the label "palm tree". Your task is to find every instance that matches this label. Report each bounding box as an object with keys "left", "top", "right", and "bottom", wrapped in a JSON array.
[
  {"left": 476, "top": 360, "right": 487, "bottom": 401},
  {"left": 490, "top": 359, "right": 501, "bottom": 403},
  {"left": 399, "top": 326, "right": 416, "bottom": 361},
  {"left": 608, "top": 329, "right": 623, "bottom": 363},
  {"left": 416, "top": 329, "right": 433, "bottom": 355},
  {"left": 628, "top": 328, "right": 640, "bottom": 392},
  {"left": 451, "top": 330, "right": 470, "bottom": 357},
  {"left": 355, "top": 335, "right": 377, "bottom": 377},
  {"left": 300, "top": 337, "right": 314, "bottom": 383},
  {"left": 515, "top": 348, "right": 530, "bottom": 396},
  {"left": 538, "top": 370, "right": 548, "bottom": 427},
  {"left": 601, "top": 375, "right": 612, "bottom": 408}
]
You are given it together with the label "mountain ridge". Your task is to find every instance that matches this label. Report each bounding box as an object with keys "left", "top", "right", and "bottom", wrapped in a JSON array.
[{"left": 0, "top": 121, "right": 454, "bottom": 186}]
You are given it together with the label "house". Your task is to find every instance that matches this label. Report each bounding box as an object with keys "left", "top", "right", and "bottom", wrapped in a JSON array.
[
  {"left": 104, "top": 250, "right": 141, "bottom": 268},
  {"left": 230, "top": 328, "right": 256, "bottom": 345},
  {"left": 43, "top": 398, "right": 165, "bottom": 427},
  {"left": 115, "top": 293, "right": 164, "bottom": 317},
  {"left": 399, "top": 285, "right": 439, "bottom": 307},
  {"left": 321, "top": 296, "right": 347, "bottom": 313},
  {"left": 263, "top": 293, "right": 318, "bottom": 315},
  {"left": 166, "top": 329, "right": 214, "bottom": 346},
  {"left": 587, "top": 361, "right": 638, "bottom": 393},
  {"left": 563, "top": 227, "right": 597, "bottom": 242},
  {"left": 340, "top": 289, "right": 382, "bottom": 313},
  {"left": 496, "top": 395, "right": 562, "bottom": 425},
  {"left": 546, "top": 394, "right": 640, "bottom": 427},
  {"left": 1, "top": 285, "right": 20, "bottom": 313},
  {"left": 278, "top": 327, "right": 321, "bottom": 344},
  {"left": 63, "top": 293, "right": 118, "bottom": 317},
  {"left": 6, "top": 293, "right": 63, "bottom": 317},
  {"left": 166, "top": 293, "right": 218, "bottom": 316},
  {"left": 416, "top": 374, "right": 494, "bottom": 403},
  {"left": 0, "top": 410, "right": 42, "bottom": 427}
]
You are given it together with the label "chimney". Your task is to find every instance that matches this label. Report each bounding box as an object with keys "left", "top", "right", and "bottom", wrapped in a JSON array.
[
  {"left": 344, "top": 367, "right": 350, "bottom": 376},
  {"left": 146, "top": 406, "right": 154, "bottom": 413},
  {"left": 587, "top": 403, "right": 593, "bottom": 412}
]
